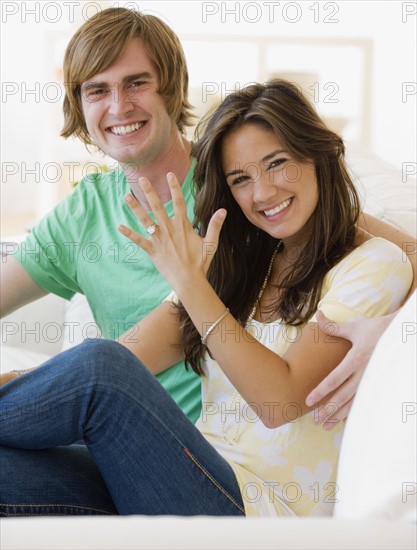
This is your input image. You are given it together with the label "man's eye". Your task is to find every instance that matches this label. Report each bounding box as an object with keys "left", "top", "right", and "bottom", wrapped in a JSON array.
[
  {"left": 86, "top": 89, "right": 106, "bottom": 100},
  {"left": 129, "top": 81, "right": 145, "bottom": 89}
]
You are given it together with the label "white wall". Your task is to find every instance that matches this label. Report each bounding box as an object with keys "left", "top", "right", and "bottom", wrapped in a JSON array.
[{"left": 1, "top": 0, "right": 416, "bottom": 234}]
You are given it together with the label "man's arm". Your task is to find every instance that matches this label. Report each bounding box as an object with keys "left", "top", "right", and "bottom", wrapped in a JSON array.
[
  {"left": 359, "top": 213, "right": 416, "bottom": 298},
  {"left": 307, "top": 213, "right": 416, "bottom": 423},
  {"left": 306, "top": 309, "right": 397, "bottom": 430},
  {"left": 0, "top": 255, "right": 48, "bottom": 318}
]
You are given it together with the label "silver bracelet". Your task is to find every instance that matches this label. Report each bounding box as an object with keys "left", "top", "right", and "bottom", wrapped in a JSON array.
[
  {"left": 11, "top": 369, "right": 31, "bottom": 377},
  {"left": 201, "top": 308, "right": 230, "bottom": 345}
]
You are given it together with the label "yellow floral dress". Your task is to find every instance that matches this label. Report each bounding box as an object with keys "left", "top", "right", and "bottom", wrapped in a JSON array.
[{"left": 196, "top": 238, "right": 412, "bottom": 517}]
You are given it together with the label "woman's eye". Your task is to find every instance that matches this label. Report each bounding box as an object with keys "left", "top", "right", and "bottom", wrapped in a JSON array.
[
  {"left": 269, "top": 158, "right": 287, "bottom": 169},
  {"left": 231, "top": 175, "right": 249, "bottom": 186}
]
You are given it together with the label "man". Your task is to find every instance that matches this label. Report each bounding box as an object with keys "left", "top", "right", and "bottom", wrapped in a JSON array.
[{"left": 1, "top": 7, "right": 201, "bottom": 422}]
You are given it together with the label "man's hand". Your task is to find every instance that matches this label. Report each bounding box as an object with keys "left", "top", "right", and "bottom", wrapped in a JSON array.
[
  {"left": 306, "top": 310, "right": 396, "bottom": 430},
  {"left": 0, "top": 371, "right": 20, "bottom": 387}
]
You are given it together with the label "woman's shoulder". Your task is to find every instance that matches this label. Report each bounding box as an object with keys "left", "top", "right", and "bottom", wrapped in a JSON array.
[
  {"left": 337, "top": 236, "right": 409, "bottom": 270},
  {"left": 324, "top": 236, "right": 412, "bottom": 294},
  {"left": 318, "top": 237, "right": 412, "bottom": 322}
]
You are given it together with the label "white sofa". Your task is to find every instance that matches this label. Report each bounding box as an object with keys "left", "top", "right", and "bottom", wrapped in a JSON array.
[{"left": 1, "top": 145, "right": 416, "bottom": 549}]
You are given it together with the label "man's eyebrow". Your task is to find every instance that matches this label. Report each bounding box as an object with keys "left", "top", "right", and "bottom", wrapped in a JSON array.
[
  {"left": 81, "top": 72, "right": 153, "bottom": 91},
  {"left": 122, "top": 72, "right": 153, "bottom": 84},
  {"left": 81, "top": 81, "right": 107, "bottom": 92},
  {"left": 224, "top": 150, "right": 286, "bottom": 178}
]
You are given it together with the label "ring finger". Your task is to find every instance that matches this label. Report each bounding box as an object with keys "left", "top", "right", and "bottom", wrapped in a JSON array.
[
  {"left": 138, "top": 176, "right": 170, "bottom": 227},
  {"left": 124, "top": 193, "right": 158, "bottom": 235}
]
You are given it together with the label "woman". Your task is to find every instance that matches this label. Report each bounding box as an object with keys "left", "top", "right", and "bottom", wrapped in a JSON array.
[{"left": 1, "top": 80, "right": 412, "bottom": 517}]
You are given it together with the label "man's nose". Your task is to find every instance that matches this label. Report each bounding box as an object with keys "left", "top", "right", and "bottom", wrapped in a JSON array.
[{"left": 108, "top": 85, "right": 136, "bottom": 117}]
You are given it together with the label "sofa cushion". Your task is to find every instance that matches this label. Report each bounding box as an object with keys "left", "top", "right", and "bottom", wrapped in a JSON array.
[
  {"left": 345, "top": 142, "right": 417, "bottom": 236},
  {"left": 1, "top": 516, "right": 416, "bottom": 549},
  {"left": 1, "top": 345, "right": 51, "bottom": 374},
  {"left": 61, "top": 293, "right": 100, "bottom": 351},
  {"left": 334, "top": 291, "right": 416, "bottom": 521}
]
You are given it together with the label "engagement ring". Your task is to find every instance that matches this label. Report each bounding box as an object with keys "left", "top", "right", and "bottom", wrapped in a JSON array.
[{"left": 146, "top": 223, "right": 158, "bottom": 236}]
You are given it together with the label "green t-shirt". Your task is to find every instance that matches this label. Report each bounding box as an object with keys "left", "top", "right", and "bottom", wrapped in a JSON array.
[{"left": 14, "top": 160, "right": 201, "bottom": 423}]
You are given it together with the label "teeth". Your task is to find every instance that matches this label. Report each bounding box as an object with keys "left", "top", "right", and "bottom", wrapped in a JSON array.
[
  {"left": 264, "top": 198, "right": 292, "bottom": 217},
  {"left": 110, "top": 122, "right": 144, "bottom": 135}
]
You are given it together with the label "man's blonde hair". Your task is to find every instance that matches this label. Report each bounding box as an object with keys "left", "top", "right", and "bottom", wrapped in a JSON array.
[{"left": 61, "top": 7, "right": 194, "bottom": 144}]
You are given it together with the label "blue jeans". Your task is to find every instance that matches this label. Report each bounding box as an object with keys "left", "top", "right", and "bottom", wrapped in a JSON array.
[{"left": 0, "top": 339, "right": 244, "bottom": 516}]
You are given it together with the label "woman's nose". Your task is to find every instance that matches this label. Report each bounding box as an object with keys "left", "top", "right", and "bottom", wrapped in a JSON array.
[{"left": 252, "top": 174, "right": 277, "bottom": 203}]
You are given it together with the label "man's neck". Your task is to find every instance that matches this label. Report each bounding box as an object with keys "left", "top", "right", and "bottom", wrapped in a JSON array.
[{"left": 121, "top": 135, "right": 192, "bottom": 210}]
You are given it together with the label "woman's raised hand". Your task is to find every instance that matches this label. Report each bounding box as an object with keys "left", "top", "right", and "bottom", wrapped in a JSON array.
[{"left": 118, "top": 173, "right": 227, "bottom": 293}]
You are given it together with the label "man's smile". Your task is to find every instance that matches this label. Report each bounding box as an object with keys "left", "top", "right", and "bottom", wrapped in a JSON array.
[{"left": 107, "top": 121, "right": 146, "bottom": 136}]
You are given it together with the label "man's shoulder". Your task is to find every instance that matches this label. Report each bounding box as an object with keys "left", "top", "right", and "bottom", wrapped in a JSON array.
[
  {"left": 75, "top": 167, "right": 125, "bottom": 194},
  {"left": 34, "top": 168, "right": 125, "bottom": 229},
  {"left": 67, "top": 168, "right": 126, "bottom": 207}
]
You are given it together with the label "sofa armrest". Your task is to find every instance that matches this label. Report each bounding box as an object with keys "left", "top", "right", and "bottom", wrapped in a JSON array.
[{"left": 1, "top": 293, "right": 66, "bottom": 357}]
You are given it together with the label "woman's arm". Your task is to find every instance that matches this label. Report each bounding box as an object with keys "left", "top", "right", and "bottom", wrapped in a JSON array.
[
  {"left": 118, "top": 174, "right": 352, "bottom": 429},
  {"left": 168, "top": 276, "right": 351, "bottom": 429},
  {"left": 359, "top": 213, "right": 416, "bottom": 299}
]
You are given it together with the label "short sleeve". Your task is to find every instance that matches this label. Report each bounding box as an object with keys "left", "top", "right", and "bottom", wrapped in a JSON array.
[
  {"left": 11, "top": 183, "right": 91, "bottom": 300},
  {"left": 313, "top": 238, "right": 412, "bottom": 324}
]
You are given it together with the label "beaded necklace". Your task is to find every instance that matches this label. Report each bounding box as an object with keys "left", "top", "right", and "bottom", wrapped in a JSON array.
[
  {"left": 221, "top": 240, "right": 283, "bottom": 444},
  {"left": 245, "top": 240, "right": 283, "bottom": 326}
]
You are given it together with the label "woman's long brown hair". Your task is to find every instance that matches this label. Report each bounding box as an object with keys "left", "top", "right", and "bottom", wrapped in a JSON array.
[{"left": 177, "top": 80, "right": 360, "bottom": 375}]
